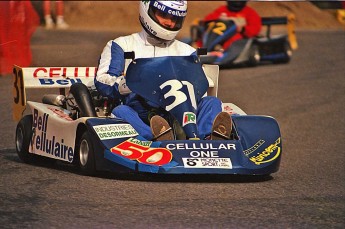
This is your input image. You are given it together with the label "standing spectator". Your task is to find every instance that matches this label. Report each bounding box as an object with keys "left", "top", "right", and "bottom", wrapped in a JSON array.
[
  {"left": 43, "top": 0, "right": 69, "bottom": 29},
  {"left": 0, "top": 1, "right": 39, "bottom": 75}
]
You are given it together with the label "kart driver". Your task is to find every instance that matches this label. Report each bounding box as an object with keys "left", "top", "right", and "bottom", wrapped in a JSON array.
[
  {"left": 193, "top": 0, "right": 262, "bottom": 50},
  {"left": 95, "top": 0, "right": 232, "bottom": 141}
]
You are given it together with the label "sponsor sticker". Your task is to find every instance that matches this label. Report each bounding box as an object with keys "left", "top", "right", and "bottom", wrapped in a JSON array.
[
  {"left": 31, "top": 109, "right": 74, "bottom": 162},
  {"left": 249, "top": 138, "right": 281, "bottom": 165},
  {"left": 93, "top": 124, "right": 138, "bottom": 140},
  {"left": 182, "top": 112, "right": 196, "bottom": 126},
  {"left": 111, "top": 138, "right": 172, "bottom": 166},
  {"left": 243, "top": 139, "right": 265, "bottom": 157},
  {"left": 48, "top": 107, "right": 73, "bottom": 121},
  {"left": 182, "top": 158, "right": 232, "bottom": 169}
]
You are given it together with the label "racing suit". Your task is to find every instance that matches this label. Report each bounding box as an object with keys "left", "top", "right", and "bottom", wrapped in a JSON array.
[
  {"left": 197, "top": 5, "right": 262, "bottom": 50},
  {"left": 95, "top": 30, "right": 222, "bottom": 140}
]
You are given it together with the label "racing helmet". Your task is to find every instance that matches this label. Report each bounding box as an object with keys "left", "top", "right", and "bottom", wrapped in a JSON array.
[
  {"left": 139, "top": 1, "right": 187, "bottom": 41},
  {"left": 227, "top": 1, "right": 247, "bottom": 12}
]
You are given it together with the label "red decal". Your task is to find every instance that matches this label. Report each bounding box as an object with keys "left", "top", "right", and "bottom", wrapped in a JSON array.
[
  {"left": 110, "top": 140, "right": 172, "bottom": 166},
  {"left": 33, "top": 68, "right": 47, "bottom": 77},
  {"left": 48, "top": 107, "right": 73, "bottom": 121},
  {"left": 111, "top": 141, "right": 146, "bottom": 160},
  {"left": 74, "top": 68, "right": 78, "bottom": 77},
  {"left": 137, "top": 148, "right": 172, "bottom": 166},
  {"left": 49, "top": 68, "right": 61, "bottom": 77},
  {"left": 62, "top": 67, "right": 67, "bottom": 77}
]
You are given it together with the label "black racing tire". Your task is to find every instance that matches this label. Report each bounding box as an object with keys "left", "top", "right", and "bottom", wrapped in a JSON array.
[
  {"left": 15, "top": 115, "right": 56, "bottom": 165},
  {"left": 282, "top": 41, "right": 292, "bottom": 63},
  {"left": 15, "top": 115, "right": 35, "bottom": 163},
  {"left": 273, "top": 41, "right": 292, "bottom": 64},
  {"left": 248, "top": 44, "right": 260, "bottom": 67},
  {"left": 76, "top": 131, "right": 96, "bottom": 175}
]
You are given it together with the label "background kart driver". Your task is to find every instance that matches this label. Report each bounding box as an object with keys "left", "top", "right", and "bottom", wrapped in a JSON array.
[
  {"left": 95, "top": 1, "right": 232, "bottom": 141},
  {"left": 193, "top": 0, "right": 262, "bottom": 50}
]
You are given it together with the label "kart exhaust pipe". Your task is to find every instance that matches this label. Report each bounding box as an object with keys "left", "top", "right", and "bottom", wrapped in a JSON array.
[{"left": 42, "top": 94, "right": 66, "bottom": 107}]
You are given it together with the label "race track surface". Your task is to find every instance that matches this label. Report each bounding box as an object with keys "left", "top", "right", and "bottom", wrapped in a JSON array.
[{"left": 0, "top": 28, "right": 344, "bottom": 228}]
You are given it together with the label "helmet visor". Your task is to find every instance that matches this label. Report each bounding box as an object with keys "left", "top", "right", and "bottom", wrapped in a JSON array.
[{"left": 148, "top": 5, "right": 186, "bottom": 31}]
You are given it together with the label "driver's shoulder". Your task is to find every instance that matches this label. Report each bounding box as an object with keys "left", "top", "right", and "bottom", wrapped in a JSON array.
[
  {"left": 173, "top": 39, "right": 196, "bottom": 55},
  {"left": 113, "top": 32, "right": 140, "bottom": 43},
  {"left": 111, "top": 32, "right": 142, "bottom": 51}
]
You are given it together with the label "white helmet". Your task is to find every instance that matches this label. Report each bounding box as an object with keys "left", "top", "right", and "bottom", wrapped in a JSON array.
[{"left": 139, "top": 1, "right": 187, "bottom": 41}]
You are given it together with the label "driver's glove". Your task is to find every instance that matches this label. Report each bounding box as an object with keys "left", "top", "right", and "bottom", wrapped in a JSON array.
[
  {"left": 231, "top": 17, "right": 247, "bottom": 31},
  {"left": 116, "top": 75, "right": 132, "bottom": 95}
]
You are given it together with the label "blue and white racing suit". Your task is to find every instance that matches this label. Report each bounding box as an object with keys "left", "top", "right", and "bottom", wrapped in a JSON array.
[{"left": 95, "top": 30, "right": 222, "bottom": 140}]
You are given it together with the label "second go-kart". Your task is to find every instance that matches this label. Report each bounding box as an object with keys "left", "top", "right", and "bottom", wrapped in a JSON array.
[
  {"left": 13, "top": 52, "right": 282, "bottom": 176},
  {"left": 187, "top": 14, "right": 298, "bottom": 68}
]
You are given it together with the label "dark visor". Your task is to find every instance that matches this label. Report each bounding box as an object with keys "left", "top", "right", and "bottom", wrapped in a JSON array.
[{"left": 148, "top": 6, "right": 185, "bottom": 31}]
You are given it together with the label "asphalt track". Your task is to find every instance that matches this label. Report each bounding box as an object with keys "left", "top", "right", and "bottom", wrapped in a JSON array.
[{"left": 0, "top": 28, "right": 344, "bottom": 228}]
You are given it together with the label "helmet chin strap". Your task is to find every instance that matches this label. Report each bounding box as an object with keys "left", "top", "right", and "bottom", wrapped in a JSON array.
[{"left": 145, "top": 30, "right": 174, "bottom": 47}]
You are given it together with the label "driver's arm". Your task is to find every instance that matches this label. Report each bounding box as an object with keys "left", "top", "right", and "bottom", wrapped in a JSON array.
[
  {"left": 242, "top": 8, "right": 262, "bottom": 37},
  {"left": 95, "top": 39, "right": 131, "bottom": 99}
]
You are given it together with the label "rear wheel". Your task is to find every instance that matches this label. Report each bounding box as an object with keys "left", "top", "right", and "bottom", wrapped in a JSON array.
[
  {"left": 282, "top": 41, "right": 292, "bottom": 63},
  {"left": 274, "top": 41, "right": 292, "bottom": 64},
  {"left": 248, "top": 44, "right": 260, "bottom": 67},
  {"left": 16, "top": 115, "right": 56, "bottom": 165},
  {"left": 15, "top": 115, "right": 35, "bottom": 163},
  {"left": 76, "top": 131, "right": 96, "bottom": 175}
]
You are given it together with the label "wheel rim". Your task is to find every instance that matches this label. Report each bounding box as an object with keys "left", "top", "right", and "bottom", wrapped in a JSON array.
[
  {"left": 16, "top": 127, "right": 24, "bottom": 152},
  {"left": 285, "top": 42, "right": 292, "bottom": 57},
  {"left": 249, "top": 46, "right": 260, "bottom": 65},
  {"left": 253, "top": 47, "right": 260, "bottom": 62},
  {"left": 287, "top": 48, "right": 292, "bottom": 57},
  {"left": 79, "top": 139, "right": 89, "bottom": 166}
]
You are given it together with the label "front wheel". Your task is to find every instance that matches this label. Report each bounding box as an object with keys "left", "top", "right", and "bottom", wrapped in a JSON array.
[{"left": 76, "top": 131, "right": 96, "bottom": 175}]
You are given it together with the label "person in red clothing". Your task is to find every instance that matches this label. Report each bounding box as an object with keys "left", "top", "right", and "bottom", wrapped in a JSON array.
[
  {"left": 193, "top": 1, "right": 262, "bottom": 51},
  {"left": 43, "top": 1, "right": 69, "bottom": 29},
  {"left": 0, "top": 1, "right": 39, "bottom": 75}
]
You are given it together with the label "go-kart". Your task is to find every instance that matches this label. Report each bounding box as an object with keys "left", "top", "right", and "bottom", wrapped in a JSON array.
[
  {"left": 13, "top": 52, "right": 282, "bottom": 176},
  {"left": 187, "top": 14, "right": 298, "bottom": 68}
]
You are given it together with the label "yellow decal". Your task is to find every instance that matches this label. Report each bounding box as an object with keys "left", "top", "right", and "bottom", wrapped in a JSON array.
[
  {"left": 206, "top": 21, "right": 227, "bottom": 36},
  {"left": 249, "top": 138, "right": 281, "bottom": 165}
]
